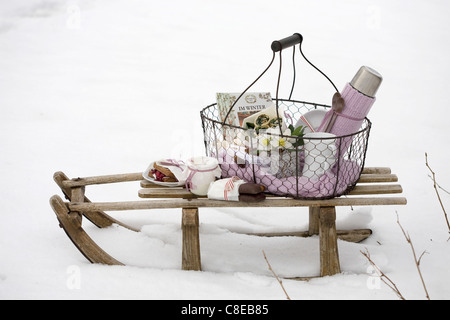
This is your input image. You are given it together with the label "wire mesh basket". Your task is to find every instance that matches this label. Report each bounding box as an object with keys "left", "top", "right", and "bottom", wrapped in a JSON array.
[{"left": 200, "top": 34, "right": 372, "bottom": 200}]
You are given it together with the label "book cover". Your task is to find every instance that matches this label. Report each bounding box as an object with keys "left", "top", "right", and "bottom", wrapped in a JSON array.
[{"left": 216, "top": 92, "right": 272, "bottom": 127}]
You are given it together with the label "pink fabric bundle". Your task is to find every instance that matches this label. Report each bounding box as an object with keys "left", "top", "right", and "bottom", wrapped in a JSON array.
[{"left": 217, "top": 149, "right": 361, "bottom": 198}]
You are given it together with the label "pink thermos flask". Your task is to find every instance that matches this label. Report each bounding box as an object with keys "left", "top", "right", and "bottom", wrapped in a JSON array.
[{"left": 319, "top": 66, "right": 383, "bottom": 136}]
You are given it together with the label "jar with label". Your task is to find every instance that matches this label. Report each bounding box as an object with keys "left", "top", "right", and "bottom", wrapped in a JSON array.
[{"left": 184, "top": 156, "right": 222, "bottom": 196}]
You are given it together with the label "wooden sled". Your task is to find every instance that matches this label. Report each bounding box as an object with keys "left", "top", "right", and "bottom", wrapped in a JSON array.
[{"left": 50, "top": 167, "right": 407, "bottom": 278}]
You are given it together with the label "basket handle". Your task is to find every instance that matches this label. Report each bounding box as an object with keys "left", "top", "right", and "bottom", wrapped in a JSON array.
[
  {"left": 271, "top": 33, "right": 303, "bottom": 52},
  {"left": 222, "top": 34, "right": 303, "bottom": 126},
  {"left": 221, "top": 33, "right": 338, "bottom": 129}
]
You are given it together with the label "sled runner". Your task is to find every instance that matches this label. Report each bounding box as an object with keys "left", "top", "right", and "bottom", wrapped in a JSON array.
[{"left": 50, "top": 167, "right": 406, "bottom": 278}]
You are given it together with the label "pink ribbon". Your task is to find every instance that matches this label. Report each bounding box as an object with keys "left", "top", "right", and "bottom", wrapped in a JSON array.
[
  {"left": 223, "top": 176, "right": 240, "bottom": 201},
  {"left": 185, "top": 165, "right": 220, "bottom": 192},
  {"left": 300, "top": 115, "right": 315, "bottom": 132},
  {"left": 158, "top": 159, "right": 185, "bottom": 170}
]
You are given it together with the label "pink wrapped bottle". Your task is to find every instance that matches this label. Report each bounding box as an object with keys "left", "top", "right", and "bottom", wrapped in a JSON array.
[{"left": 318, "top": 66, "right": 382, "bottom": 137}]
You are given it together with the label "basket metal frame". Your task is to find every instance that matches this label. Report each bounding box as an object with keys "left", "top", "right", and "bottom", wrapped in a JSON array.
[{"left": 200, "top": 34, "right": 372, "bottom": 199}]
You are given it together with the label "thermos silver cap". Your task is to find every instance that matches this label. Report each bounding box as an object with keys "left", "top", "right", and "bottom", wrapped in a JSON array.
[{"left": 350, "top": 66, "right": 382, "bottom": 98}]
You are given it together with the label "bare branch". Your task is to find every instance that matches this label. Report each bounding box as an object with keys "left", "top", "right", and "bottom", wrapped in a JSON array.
[
  {"left": 425, "top": 153, "right": 450, "bottom": 238},
  {"left": 262, "top": 250, "right": 291, "bottom": 300},
  {"left": 361, "top": 248, "right": 405, "bottom": 300},
  {"left": 396, "top": 212, "right": 431, "bottom": 300},
  {"left": 427, "top": 174, "right": 450, "bottom": 195},
  {"left": 417, "top": 250, "right": 429, "bottom": 266}
]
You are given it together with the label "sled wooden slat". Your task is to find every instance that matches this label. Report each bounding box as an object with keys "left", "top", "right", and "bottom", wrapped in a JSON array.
[
  {"left": 62, "top": 172, "right": 143, "bottom": 188},
  {"left": 139, "top": 175, "right": 400, "bottom": 190},
  {"left": 360, "top": 167, "right": 391, "bottom": 174},
  {"left": 50, "top": 166, "right": 407, "bottom": 279},
  {"left": 69, "top": 196, "right": 407, "bottom": 212},
  {"left": 137, "top": 184, "right": 403, "bottom": 199},
  {"left": 358, "top": 174, "right": 398, "bottom": 183},
  {"left": 139, "top": 187, "right": 197, "bottom": 199},
  {"left": 346, "top": 184, "right": 402, "bottom": 195}
]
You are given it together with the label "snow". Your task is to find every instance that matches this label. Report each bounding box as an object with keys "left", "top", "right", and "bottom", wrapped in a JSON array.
[{"left": 0, "top": 0, "right": 449, "bottom": 300}]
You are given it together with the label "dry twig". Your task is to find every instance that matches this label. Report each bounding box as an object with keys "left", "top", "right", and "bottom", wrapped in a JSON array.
[
  {"left": 396, "top": 212, "right": 431, "bottom": 300},
  {"left": 425, "top": 152, "right": 450, "bottom": 239},
  {"left": 427, "top": 175, "right": 450, "bottom": 195},
  {"left": 262, "top": 250, "right": 291, "bottom": 300},
  {"left": 360, "top": 248, "right": 405, "bottom": 300},
  {"left": 361, "top": 214, "right": 431, "bottom": 300}
]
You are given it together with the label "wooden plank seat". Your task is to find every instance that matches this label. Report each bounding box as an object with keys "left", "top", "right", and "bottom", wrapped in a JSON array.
[{"left": 50, "top": 167, "right": 407, "bottom": 278}]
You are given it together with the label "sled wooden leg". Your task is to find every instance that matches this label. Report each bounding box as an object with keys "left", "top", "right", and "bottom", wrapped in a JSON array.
[
  {"left": 309, "top": 206, "right": 320, "bottom": 236},
  {"left": 319, "top": 206, "right": 341, "bottom": 276},
  {"left": 182, "top": 208, "right": 201, "bottom": 271},
  {"left": 309, "top": 205, "right": 371, "bottom": 242},
  {"left": 53, "top": 171, "right": 138, "bottom": 232},
  {"left": 70, "top": 186, "right": 85, "bottom": 225},
  {"left": 50, "top": 195, "right": 124, "bottom": 266}
]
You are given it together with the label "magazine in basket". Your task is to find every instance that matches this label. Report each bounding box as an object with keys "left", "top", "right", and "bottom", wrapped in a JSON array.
[{"left": 216, "top": 92, "right": 272, "bottom": 127}]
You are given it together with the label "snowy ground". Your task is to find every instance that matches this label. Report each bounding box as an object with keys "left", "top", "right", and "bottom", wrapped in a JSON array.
[{"left": 0, "top": 0, "right": 449, "bottom": 300}]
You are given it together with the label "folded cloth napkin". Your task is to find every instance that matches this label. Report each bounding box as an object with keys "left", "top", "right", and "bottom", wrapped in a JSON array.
[
  {"left": 207, "top": 177, "right": 266, "bottom": 202},
  {"left": 207, "top": 177, "right": 245, "bottom": 201}
]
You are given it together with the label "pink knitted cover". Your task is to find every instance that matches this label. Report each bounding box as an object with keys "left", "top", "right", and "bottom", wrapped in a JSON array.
[
  {"left": 318, "top": 83, "right": 375, "bottom": 136},
  {"left": 217, "top": 149, "right": 361, "bottom": 198}
]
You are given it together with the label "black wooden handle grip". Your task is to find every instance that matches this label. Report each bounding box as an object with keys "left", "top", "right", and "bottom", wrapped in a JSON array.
[{"left": 271, "top": 33, "right": 303, "bottom": 52}]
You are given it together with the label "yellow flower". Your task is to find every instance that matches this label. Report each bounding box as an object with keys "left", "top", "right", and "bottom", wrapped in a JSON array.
[
  {"left": 268, "top": 128, "right": 294, "bottom": 149},
  {"left": 261, "top": 137, "right": 271, "bottom": 147},
  {"left": 278, "top": 137, "right": 288, "bottom": 147}
]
